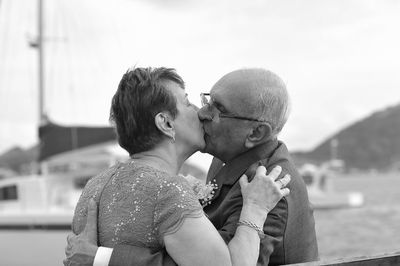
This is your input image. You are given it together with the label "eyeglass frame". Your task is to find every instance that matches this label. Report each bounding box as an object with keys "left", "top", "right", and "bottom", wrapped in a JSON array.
[{"left": 200, "top": 93, "right": 268, "bottom": 123}]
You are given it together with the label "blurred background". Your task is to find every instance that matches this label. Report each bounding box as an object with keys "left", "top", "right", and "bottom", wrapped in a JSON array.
[{"left": 0, "top": 0, "right": 399, "bottom": 265}]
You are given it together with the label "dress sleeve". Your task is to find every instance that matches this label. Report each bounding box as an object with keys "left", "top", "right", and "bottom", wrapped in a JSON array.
[{"left": 153, "top": 175, "right": 204, "bottom": 246}]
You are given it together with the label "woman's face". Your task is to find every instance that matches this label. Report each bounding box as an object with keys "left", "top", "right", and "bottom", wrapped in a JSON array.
[{"left": 165, "top": 81, "right": 205, "bottom": 153}]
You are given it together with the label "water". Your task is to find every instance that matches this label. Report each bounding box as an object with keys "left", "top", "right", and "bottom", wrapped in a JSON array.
[
  {"left": 0, "top": 230, "right": 68, "bottom": 266},
  {"left": 315, "top": 172, "right": 400, "bottom": 260},
  {"left": 1, "top": 173, "right": 399, "bottom": 265}
]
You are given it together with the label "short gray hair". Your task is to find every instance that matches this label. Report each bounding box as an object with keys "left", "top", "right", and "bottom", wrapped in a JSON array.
[
  {"left": 110, "top": 67, "right": 185, "bottom": 156},
  {"left": 251, "top": 69, "right": 291, "bottom": 137}
]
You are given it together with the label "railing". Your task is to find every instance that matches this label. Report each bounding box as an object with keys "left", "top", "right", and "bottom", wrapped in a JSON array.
[{"left": 285, "top": 251, "right": 400, "bottom": 266}]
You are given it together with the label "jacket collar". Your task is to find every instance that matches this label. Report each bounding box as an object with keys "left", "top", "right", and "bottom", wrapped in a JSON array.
[{"left": 208, "top": 139, "right": 280, "bottom": 201}]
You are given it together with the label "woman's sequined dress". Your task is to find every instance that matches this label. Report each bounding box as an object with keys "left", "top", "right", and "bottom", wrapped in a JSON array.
[{"left": 72, "top": 159, "right": 203, "bottom": 249}]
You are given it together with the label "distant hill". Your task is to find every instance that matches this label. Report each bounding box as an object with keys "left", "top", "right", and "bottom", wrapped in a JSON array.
[
  {"left": 292, "top": 103, "right": 400, "bottom": 171},
  {"left": 3, "top": 103, "right": 400, "bottom": 172},
  {"left": 0, "top": 146, "right": 38, "bottom": 172}
]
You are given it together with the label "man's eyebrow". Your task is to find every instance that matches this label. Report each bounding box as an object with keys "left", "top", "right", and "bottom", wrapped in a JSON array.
[{"left": 212, "top": 94, "right": 231, "bottom": 112}]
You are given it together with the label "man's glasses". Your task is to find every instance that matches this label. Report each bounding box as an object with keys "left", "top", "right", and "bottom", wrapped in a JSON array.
[{"left": 200, "top": 93, "right": 267, "bottom": 122}]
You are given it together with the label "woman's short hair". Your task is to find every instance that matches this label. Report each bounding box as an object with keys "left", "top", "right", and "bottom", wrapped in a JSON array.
[{"left": 109, "top": 67, "right": 185, "bottom": 156}]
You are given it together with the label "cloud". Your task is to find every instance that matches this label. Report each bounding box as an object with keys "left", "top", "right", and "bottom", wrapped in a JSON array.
[{"left": 1, "top": 0, "right": 399, "bottom": 152}]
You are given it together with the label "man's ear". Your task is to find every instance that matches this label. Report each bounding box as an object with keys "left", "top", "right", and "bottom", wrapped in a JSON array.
[
  {"left": 245, "top": 123, "right": 272, "bottom": 148},
  {"left": 154, "top": 112, "right": 175, "bottom": 139}
]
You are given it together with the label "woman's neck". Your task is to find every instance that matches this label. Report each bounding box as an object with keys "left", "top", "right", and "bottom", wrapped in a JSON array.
[{"left": 131, "top": 147, "right": 183, "bottom": 176}]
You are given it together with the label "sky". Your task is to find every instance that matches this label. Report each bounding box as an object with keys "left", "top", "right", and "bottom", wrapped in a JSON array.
[{"left": 1, "top": 0, "right": 400, "bottom": 160}]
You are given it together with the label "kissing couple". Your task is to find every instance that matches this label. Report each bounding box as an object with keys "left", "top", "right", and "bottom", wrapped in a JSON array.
[{"left": 64, "top": 67, "right": 318, "bottom": 266}]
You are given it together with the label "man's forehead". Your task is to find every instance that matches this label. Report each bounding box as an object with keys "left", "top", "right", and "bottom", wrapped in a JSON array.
[
  {"left": 210, "top": 83, "right": 239, "bottom": 103},
  {"left": 211, "top": 76, "right": 255, "bottom": 102},
  {"left": 210, "top": 83, "right": 255, "bottom": 117}
]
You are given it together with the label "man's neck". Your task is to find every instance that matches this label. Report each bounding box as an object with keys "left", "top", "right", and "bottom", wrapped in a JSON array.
[{"left": 222, "top": 138, "right": 278, "bottom": 165}]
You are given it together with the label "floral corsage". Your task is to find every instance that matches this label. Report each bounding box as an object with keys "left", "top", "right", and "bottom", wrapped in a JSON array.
[{"left": 182, "top": 174, "right": 219, "bottom": 207}]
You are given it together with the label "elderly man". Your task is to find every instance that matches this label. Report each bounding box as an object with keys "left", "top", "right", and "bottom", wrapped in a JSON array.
[{"left": 65, "top": 68, "right": 318, "bottom": 266}]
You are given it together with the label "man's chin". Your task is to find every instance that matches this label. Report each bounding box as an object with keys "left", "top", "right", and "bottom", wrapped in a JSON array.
[
  {"left": 199, "top": 142, "right": 208, "bottom": 154},
  {"left": 199, "top": 142, "right": 215, "bottom": 156},
  {"left": 199, "top": 147, "right": 208, "bottom": 154}
]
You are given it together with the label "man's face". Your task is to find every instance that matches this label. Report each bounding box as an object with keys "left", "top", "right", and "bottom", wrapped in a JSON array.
[{"left": 198, "top": 77, "right": 256, "bottom": 162}]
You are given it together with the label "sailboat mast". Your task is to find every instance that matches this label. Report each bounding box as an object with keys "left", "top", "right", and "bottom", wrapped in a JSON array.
[
  {"left": 38, "top": 0, "right": 45, "bottom": 124},
  {"left": 37, "top": 0, "right": 46, "bottom": 174}
]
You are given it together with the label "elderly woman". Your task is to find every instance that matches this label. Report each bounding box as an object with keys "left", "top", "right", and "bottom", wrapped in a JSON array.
[{"left": 71, "top": 67, "right": 290, "bottom": 266}]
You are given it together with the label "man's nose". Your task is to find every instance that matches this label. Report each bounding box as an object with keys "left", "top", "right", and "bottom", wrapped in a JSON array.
[{"left": 198, "top": 106, "right": 213, "bottom": 121}]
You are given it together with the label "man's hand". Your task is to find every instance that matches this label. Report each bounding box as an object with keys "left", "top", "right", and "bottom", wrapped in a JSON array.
[{"left": 64, "top": 199, "right": 99, "bottom": 266}]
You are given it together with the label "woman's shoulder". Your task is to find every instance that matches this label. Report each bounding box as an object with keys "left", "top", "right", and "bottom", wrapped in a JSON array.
[
  {"left": 152, "top": 171, "right": 195, "bottom": 196},
  {"left": 153, "top": 172, "right": 201, "bottom": 214},
  {"left": 81, "top": 164, "right": 120, "bottom": 201},
  {"left": 122, "top": 163, "right": 199, "bottom": 208},
  {"left": 121, "top": 161, "right": 190, "bottom": 189},
  {"left": 153, "top": 173, "right": 203, "bottom": 245},
  {"left": 72, "top": 163, "right": 120, "bottom": 233}
]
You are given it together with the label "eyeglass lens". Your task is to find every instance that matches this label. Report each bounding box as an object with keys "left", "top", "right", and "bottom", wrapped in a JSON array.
[{"left": 200, "top": 93, "right": 209, "bottom": 106}]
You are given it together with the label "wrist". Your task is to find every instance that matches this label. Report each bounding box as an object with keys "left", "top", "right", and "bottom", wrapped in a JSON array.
[
  {"left": 240, "top": 203, "right": 268, "bottom": 227},
  {"left": 237, "top": 220, "right": 266, "bottom": 239}
]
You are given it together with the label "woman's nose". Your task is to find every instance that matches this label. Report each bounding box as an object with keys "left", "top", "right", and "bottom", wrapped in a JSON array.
[{"left": 198, "top": 105, "right": 213, "bottom": 121}]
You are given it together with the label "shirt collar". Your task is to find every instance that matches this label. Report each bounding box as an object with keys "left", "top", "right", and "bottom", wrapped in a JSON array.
[{"left": 213, "top": 139, "right": 280, "bottom": 186}]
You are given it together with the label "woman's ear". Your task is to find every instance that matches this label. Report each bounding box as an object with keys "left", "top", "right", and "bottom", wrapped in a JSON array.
[
  {"left": 245, "top": 123, "right": 272, "bottom": 148},
  {"left": 155, "top": 112, "right": 175, "bottom": 139}
]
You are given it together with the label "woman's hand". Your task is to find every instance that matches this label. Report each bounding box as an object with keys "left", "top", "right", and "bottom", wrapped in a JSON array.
[{"left": 239, "top": 165, "right": 290, "bottom": 216}]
